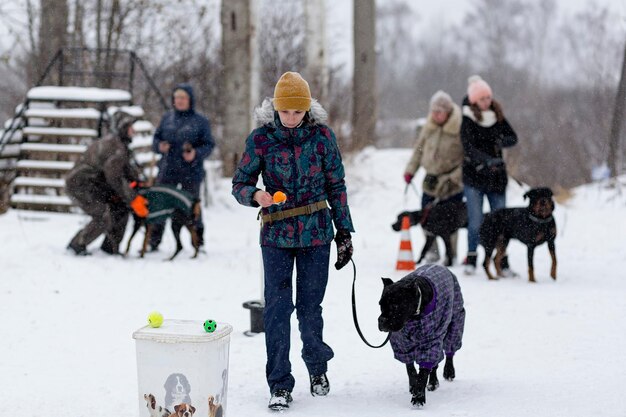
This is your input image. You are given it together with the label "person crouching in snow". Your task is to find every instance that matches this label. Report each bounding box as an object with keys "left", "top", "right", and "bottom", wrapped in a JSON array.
[
  {"left": 66, "top": 112, "right": 143, "bottom": 256},
  {"left": 232, "top": 71, "right": 355, "bottom": 411}
]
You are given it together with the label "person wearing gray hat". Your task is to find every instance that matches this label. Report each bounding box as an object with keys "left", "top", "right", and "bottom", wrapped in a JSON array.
[{"left": 403, "top": 90, "right": 464, "bottom": 264}]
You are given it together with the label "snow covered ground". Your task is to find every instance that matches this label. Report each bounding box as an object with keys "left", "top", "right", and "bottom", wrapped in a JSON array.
[{"left": 1, "top": 148, "right": 625, "bottom": 417}]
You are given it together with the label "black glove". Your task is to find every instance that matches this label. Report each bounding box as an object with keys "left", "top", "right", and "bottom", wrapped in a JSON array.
[{"left": 334, "top": 229, "right": 353, "bottom": 270}]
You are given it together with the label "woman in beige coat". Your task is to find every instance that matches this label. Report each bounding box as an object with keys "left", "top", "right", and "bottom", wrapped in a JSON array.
[{"left": 403, "top": 90, "right": 464, "bottom": 263}]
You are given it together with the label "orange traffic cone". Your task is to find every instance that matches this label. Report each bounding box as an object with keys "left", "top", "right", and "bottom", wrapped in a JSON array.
[{"left": 396, "top": 215, "right": 416, "bottom": 271}]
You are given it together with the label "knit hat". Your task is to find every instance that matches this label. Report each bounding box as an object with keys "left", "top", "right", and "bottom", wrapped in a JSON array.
[
  {"left": 273, "top": 72, "right": 312, "bottom": 111},
  {"left": 429, "top": 90, "right": 454, "bottom": 113},
  {"left": 467, "top": 75, "right": 493, "bottom": 104}
]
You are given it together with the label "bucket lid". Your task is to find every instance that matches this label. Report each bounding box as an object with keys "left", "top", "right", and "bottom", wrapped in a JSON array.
[{"left": 133, "top": 319, "right": 233, "bottom": 343}]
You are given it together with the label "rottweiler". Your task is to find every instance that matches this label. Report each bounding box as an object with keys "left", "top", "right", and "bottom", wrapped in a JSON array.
[
  {"left": 125, "top": 184, "right": 202, "bottom": 261},
  {"left": 479, "top": 187, "right": 557, "bottom": 282},
  {"left": 392, "top": 199, "right": 467, "bottom": 266}
]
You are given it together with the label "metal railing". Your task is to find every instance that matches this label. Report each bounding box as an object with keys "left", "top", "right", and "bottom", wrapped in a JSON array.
[{"left": 0, "top": 47, "right": 168, "bottom": 158}]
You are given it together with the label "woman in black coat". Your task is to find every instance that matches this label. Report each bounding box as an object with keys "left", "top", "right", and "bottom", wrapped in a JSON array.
[{"left": 460, "top": 76, "right": 517, "bottom": 274}]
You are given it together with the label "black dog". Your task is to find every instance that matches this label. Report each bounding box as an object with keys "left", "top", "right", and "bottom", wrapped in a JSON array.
[
  {"left": 378, "top": 264, "right": 466, "bottom": 408},
  {"left": 392, "top": 199, "right": 467, "bottom": 266},
  {"left": 479, "top": 187, "right": 557, "bottom": 282},
  {"left": 125, "top": 185, "right": 202, "bottom": 261}
]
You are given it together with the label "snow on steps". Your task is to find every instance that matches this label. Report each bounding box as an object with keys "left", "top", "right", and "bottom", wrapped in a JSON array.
[
  {"left": 24, "top": 108, "right": 103, "bottom": 120},
  {"left": 27, "top": 86, "right": 132, "bottom": 103},
  {"left": 12, "top": 177, "right": 65, "bottom": 188},
  {"left": 10, "top": 193, "right": 72, "bottom": 208},
  {"left": 22, "top": 126, "right": 98, "bottom": 138},
  {"left": 20, "top": 143, "right": 87, "bottom": 154},
  {"left": 16, "top": 160, "right": 74, "bottom": 172}
]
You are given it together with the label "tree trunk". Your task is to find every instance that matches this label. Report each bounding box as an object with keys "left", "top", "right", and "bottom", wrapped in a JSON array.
[
  {"left": 608, "top": 39, "right": 626, "bottom": 178},
  {"left": 352, "top": 0, "right": 377, "bottom": 150},
  {"left": 220, "top": 0, "right": 258, "bottom": 177},
  {"left": 37, "top": 0, "right": 68, "bottom": 84},
  {"left": 304, "top": 0, "right": 328, "bottom": 103}
]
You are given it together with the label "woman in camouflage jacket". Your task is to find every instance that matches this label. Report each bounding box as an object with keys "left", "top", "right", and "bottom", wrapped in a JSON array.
[{"left": 232, "top": 72, "right": 354, "bottom": 410}]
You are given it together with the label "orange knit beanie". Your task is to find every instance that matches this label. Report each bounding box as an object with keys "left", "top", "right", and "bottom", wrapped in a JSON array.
[{"left": 273, "top": 72, "right": 312, "bottom": 111}]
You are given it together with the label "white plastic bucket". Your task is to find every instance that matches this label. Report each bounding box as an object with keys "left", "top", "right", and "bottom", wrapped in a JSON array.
[{"left": 133, "top": 319, "right": 233, "bottom": 417}]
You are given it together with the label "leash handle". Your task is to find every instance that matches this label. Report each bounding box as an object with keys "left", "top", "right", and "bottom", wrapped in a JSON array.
[{"left": 350, "top": 259, "right": 391, "bottom": 349}]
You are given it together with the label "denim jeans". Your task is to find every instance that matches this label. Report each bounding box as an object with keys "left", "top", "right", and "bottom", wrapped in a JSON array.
[
  {"left": 464, "top": 184, "right": 506, "bottom": 253},
  {"left": 261, "top": 244, "right": 334, "bottom": 393}
]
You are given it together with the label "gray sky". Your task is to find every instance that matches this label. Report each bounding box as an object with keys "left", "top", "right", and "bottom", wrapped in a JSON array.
[{"left": 326, "top": 0, "right": 626, "bottom": 74}]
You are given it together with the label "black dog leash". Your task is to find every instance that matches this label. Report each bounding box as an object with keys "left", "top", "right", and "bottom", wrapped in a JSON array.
[{"left": 350, "top": 259, "right": 391, "bottom": 348}]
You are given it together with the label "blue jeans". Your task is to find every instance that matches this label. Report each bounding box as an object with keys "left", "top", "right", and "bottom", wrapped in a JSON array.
[
  {"left": 464, "top": 184, "right": 506, "bottom": 253},
  {"left": 261, "top": 244, "right": 334, "bottom": 393}
]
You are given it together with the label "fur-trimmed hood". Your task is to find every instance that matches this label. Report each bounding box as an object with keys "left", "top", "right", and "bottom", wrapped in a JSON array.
[{"left": 254, "top": 97, "right": 328, "bottom": 126}]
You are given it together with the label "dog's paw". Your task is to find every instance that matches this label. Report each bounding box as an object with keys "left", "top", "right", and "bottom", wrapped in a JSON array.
[
  {"left": 427, "top": 379, "right": 439, "bottom": 391},
  {"left": 443, "top": 358, "right": 455, "bottom": 381},
  {"left": 411, "top": 392, "right": 426, "bottom": 408}
]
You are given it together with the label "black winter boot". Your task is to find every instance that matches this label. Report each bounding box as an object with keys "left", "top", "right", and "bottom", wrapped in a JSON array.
[
  {"left": 310, "top": 373, "right": 330, "bottom": 396},
  {"left": 268, "top": 390, "right": 293, "bottom": 411}
]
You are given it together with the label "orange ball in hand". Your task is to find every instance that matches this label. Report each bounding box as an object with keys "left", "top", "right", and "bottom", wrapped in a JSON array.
[{"left": 273, "top": 191, "right": 287, "bottom": 204}]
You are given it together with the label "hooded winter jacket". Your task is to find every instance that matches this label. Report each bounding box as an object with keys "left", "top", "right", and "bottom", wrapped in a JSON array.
[
  {"left": 65, "top": 134, "right": 138, "bottom": 205},
  {"left": 405, "top": 103, "right": 464, "bottom": 200},
  {"left": 232, "top": 99, "right": 355, "bottom": 248},
  {"left": 152, "top": 83, "right": 215, "bottom": 184}
]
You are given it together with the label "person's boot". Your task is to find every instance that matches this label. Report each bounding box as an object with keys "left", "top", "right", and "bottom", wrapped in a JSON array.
[
  {"left": 100, "top": 237, "right": 121, "bottom": 256},
  {"left": 67, "top": 241, "right": 91, "bottom": 256},
  {"left": 268, "top": 389, "right": 293, "bottom": 411},
  {"left": 310, "top": 373, "right": 330, "bottom": 396},
  {"left": 499, "top": 255, "right": 518, "bottom": 277},
  {"left": 463, "top": 252, "right": 477, "bottom": 275}
]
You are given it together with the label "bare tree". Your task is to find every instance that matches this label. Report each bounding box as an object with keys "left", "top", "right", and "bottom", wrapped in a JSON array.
[
  {"left": 607, "top": 38, "right": 626, "bottom": 178},
  {"left": 220, "top": 0, "right": 257, "bottom": 177},
  {"left": 352, "top": 0, "right": 377, "bottom": 150},
  {"left": 37, "top": 0, "right": 68, "bottom": 83}
]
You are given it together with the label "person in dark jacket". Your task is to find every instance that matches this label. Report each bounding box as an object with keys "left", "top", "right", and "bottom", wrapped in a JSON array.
[
  {"left": 232, "top": 72, "right": 355, "bottom": 411},
  {"left": 66, "top": 112, "right": 140, "bottom": 256},
  {"left": 149, "top": 83, "right": 215, "bottom": 250},
  {"left": 460, "top": 75, "right": 518, "bottom": 274}
]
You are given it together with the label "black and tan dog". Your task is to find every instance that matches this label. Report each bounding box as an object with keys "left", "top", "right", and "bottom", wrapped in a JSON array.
[
  {"left": 479, "top": 187, "right": 557, "bottom": 282},
  {"left": 125, "top": 185, "right": 202, "bottom": 261},
  {"left": 392, "top": 199, "right": 467, "bottom": 266}
]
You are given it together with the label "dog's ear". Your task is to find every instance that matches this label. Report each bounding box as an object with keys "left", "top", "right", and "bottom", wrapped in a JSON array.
[
  {"left": 381, "top": 277, "right": 394, "bottom": 287},
  {"left": 174, "top": 404, "right": 181, "bottom": 413},
  {"left": 190, "top": 405, "right": 196, "bottom": 414}
]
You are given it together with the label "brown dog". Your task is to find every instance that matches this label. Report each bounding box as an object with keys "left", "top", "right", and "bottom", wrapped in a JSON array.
[
  {"left": 208, "top": 395, "right": 223, "bottom": 417},
  {"left": 168, "top": 403, "right": 195, "bottom": 417}
]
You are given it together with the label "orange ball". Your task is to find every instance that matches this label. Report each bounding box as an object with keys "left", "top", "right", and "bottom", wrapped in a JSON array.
[{"left": 273, "top": 191, "right": 287, "bottom": 204}]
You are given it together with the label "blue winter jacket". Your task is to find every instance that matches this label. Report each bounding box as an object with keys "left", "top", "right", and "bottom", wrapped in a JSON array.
[{"left": 153, "top": 84, "right": 215, "bottom": 183}]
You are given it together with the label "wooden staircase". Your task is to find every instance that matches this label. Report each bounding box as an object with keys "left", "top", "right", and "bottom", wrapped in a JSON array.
[{"left": 0, "top": 86, "right": 156, "bottom": 212}]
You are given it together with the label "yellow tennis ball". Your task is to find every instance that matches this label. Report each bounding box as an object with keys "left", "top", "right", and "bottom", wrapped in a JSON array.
[{"left": 147, "top": 311, "right": 163, "bottom": 328}]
